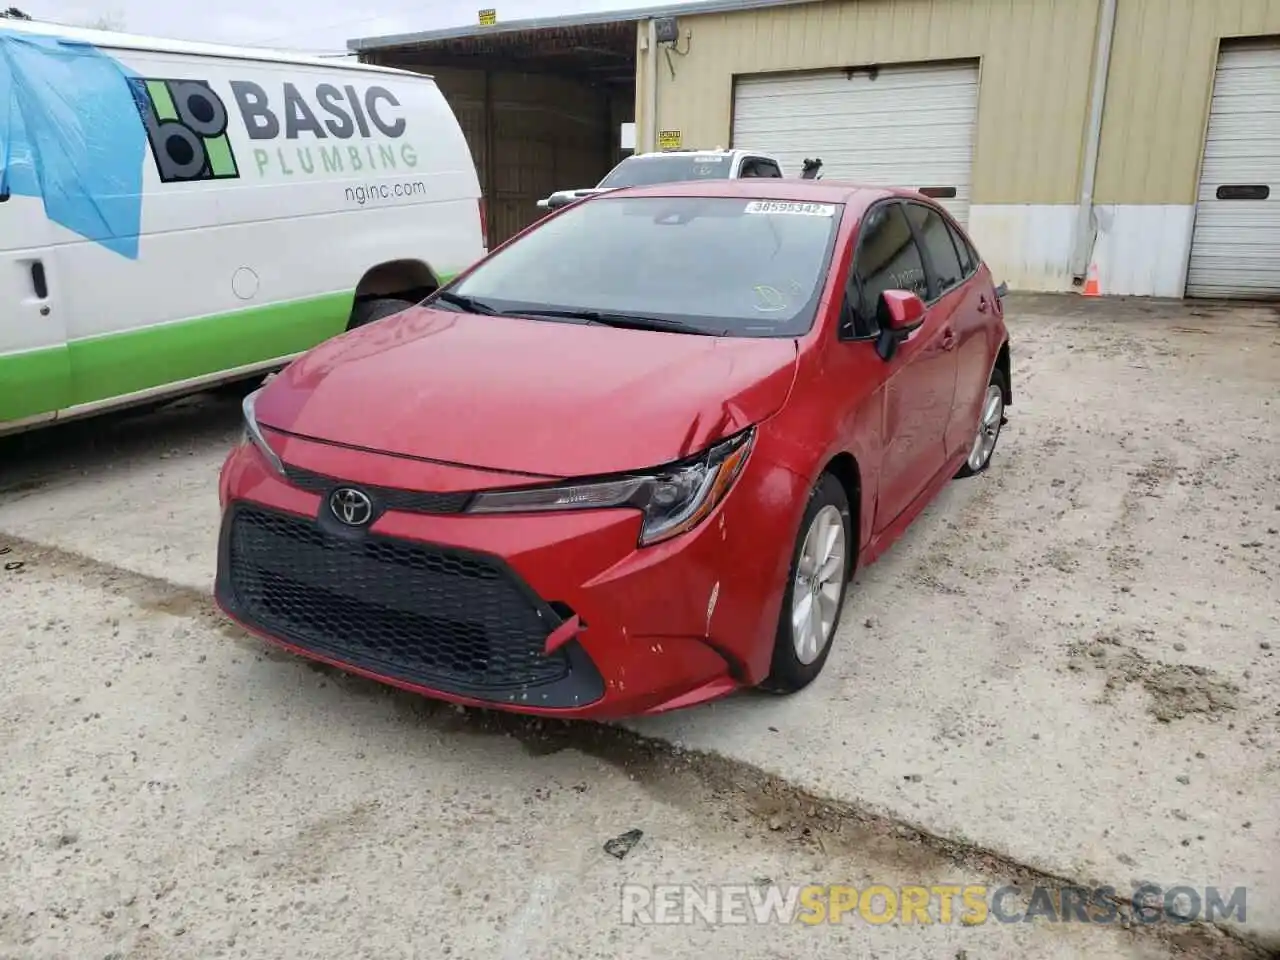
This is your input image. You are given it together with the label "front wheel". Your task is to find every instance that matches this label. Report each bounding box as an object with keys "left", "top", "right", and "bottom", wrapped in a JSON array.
[
  {"left": 761, "top": 473, "right": 852, "bottom": 694},
  {"left": 955, "top": 368, "right": 1007, "bottom": 479}
]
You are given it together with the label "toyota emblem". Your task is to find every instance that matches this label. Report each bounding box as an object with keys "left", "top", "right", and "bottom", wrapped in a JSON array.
[{"left": 329, "top": 487, "right": 374, "bottom": 526}]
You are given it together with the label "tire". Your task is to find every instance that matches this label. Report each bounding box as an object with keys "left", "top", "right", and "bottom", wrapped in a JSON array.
[
  {"left": 761, "top": 472, "right": 853, "bottom": 694},
  {"left": 349, "top": 297, "right": 414, "bottom": 329},
  {"left": 954, "top": 367, "right": 1008, "bottom": 479}
]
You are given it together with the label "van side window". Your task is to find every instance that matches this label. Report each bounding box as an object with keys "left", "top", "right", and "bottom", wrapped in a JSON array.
[
  {"left": 845, "top": 202, "right": 927, "bottom": 338},
  {"left": 904, "top": 202, "right": 964, "bottom": 298}
]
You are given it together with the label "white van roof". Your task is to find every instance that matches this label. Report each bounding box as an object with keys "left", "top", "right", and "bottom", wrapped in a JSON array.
[{"left": 0, "top": 18, "right": 421, "bottom": 76}]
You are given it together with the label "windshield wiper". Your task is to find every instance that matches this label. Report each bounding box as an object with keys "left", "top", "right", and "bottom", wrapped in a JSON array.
[
  {"left": 513, "top": 308, "right": 723, "bottom": 336},
  {"left": 429, "top": 295, "right": 725, "bottom": 335},
  {"left": 428, "top": 290, "right": 500, "bottom": 315}
]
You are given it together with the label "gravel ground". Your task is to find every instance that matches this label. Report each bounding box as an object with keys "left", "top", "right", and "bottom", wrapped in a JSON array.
[{"left": 1, "top": 294, "right": 1277, "bottom": 959}]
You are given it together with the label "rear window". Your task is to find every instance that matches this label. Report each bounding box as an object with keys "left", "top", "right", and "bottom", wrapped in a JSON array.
[
  {"left": 597, "top": 154, "right": 734, "bottom": 188},
  {"left": 450, "top": 195, "right": 843, "bottom": 337}
]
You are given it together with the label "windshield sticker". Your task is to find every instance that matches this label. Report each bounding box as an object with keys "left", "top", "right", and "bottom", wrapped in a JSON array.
[{"left": 744, "top": 200, "right": 836, "bottom": 217}]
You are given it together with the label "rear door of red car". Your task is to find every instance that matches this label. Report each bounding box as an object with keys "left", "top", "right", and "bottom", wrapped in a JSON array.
[
  {"left": 939, "top": 215, "right": 999, "bottom": 458},
  {"left": 901, "top": 201, "right": 976, "bottom": 465}
]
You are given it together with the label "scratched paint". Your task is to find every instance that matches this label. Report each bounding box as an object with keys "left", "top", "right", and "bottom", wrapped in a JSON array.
[{"left": 705, "top": 581, "right": 720, "bottom": 634}]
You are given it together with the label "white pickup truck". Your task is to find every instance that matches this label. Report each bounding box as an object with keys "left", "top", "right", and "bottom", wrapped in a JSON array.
[{"left": 536, "top": 149, "right": 822, "bottom": 210}]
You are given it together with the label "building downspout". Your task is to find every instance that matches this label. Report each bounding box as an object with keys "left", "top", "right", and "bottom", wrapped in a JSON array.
[
  {"left": 1070, "top": 0, "right": 1118, "bottom": 281},
  {"left": 642, "top": 18, "right": 659, "bottom": 153}
]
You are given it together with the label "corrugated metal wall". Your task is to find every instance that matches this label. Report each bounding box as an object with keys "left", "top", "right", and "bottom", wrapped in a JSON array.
[
  {"left": 1094, "top": 0, "right": 1280, "bottom": 205},
  {"left": 650, "top": 0, "right": 1100, "bottom": 205},
  {"left": 428, "top": 67, "right": 612, "bottom": 244}
]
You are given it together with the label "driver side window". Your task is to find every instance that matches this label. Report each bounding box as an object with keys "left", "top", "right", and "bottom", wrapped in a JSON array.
[{"left": 843, "top": 202, "right": 927, "bottom": 339}]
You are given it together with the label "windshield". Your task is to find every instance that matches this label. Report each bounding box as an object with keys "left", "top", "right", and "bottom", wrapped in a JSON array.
[
  {"left": 597, "top": 154, "right": 735, "bottom": 188},
  {"left": 446, "top": 196, "right": 842, "bottom": 337}
]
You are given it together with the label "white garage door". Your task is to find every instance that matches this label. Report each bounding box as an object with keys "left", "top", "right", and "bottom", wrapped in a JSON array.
[
  {"left": 1186, "top": 41, "right": 1280, "bottom": 299},
  {"left": 732, "top": 60, "right": 979, "bottom": 225}
]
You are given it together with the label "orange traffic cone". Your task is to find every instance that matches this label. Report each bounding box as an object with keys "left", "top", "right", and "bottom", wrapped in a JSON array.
[{"left": 1081, "top": 262, "right": 1101, "bottom": 297}]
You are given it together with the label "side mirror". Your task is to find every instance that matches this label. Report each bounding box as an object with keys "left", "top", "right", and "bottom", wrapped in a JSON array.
[
  {"left": 881, "top": 290, "right": 926, "bottom": 331},
  {"left": 875, "top": 290, "right": 926, "bottom": 361}
]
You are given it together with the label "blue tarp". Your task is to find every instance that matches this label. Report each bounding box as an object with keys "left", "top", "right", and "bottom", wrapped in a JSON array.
[{"left": 0, "top": 29, "right": 145, "bottom": 258}]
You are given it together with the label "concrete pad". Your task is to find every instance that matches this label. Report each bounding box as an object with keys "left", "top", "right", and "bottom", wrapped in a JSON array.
[
  {"left": 0, "top": 393, "right": 237, "bottom": 593},
  {"left": 0, "top": 552, "right": 1179, "bottom": 959},
  {"left": 1, "top": 297, "right": 1276, "bottom": 951}
]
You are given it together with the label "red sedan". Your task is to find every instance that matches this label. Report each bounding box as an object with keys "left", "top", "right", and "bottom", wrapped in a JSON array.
[{"left": 215, "top": 180, "right": 1011, "bottom": 719}]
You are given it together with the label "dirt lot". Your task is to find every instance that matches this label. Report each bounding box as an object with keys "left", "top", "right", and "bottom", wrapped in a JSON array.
[{"left": 1, "top": 294, "right": 1277, "bottom": 959}]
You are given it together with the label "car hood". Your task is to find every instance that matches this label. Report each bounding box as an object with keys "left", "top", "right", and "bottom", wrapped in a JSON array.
[{"left": 256, "top": 307, "right": 799, "bottom": 479}]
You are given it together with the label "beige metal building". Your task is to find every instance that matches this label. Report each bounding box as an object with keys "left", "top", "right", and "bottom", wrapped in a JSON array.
[{"left": 351, "top": 0, "right": 1280, "bottom": 299}]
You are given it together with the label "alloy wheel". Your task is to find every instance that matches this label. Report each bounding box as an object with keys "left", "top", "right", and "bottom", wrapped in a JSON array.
[
  {"left": 966, "top": 384, "right": 1004, "bottom": 473},
  {"left": 791, "top": 504, "right": 847, "bottom": 665}
]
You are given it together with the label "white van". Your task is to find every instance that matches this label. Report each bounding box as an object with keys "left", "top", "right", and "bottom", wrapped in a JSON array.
[{"left": 0, "top": 20, "right": 486, "bottom": 435}]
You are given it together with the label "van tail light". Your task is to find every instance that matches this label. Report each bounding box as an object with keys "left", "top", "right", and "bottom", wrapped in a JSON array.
[{"left": 477, "top": 197, "right": 488, "bottom": 245}]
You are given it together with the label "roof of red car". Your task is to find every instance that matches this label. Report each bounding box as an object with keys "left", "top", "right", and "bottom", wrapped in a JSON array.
[{"left": 602, "top": 178, "right": 907, "bottom": 206}]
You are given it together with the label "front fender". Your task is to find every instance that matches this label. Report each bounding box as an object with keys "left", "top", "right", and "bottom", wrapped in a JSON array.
[{"left": 758, "top": 386, "right": 884, "bottom": 561}]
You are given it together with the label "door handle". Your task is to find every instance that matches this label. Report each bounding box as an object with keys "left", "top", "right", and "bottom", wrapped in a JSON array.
[
  {"left": 977, "top": 296, "right": 989, "bottom": 313},
  {"left": 941, "top": 328, "right": 957, "bottom": 350},
  {"left": 30, "top": 261, "right": 48, "bottom": 300}
]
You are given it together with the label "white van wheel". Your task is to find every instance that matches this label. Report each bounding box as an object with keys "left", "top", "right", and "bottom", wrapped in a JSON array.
[{"left": 350, "top": 297, "right": 413, "bottom": 329}]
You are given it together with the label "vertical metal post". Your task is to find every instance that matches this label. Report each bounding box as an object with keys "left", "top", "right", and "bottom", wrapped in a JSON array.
[
  {"left": 643, "top": 18, "right": 659, "bottom": 153},
  {"left": 1071, "top": 0, "right": 1118, "bottom": 280}
]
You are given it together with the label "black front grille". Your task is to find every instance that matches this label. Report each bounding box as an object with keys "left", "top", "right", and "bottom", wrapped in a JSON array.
[
  {"left": 283, "top": 465, "right": 473, "bottom": 515},
  {"left": 222, "top": 505, "right": 570, "bottom": 693}
]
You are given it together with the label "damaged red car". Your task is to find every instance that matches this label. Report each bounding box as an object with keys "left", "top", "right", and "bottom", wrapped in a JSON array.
[{"left": 215, "top": 180, "right": 1011, "bottom": 719}]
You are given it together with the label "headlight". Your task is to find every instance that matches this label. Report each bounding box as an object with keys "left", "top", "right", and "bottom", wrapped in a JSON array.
[
  {"left": 241, "top": 387, "right": 285, "bottom": 476},
  {"left": 468, "top": 428, "right": 754, "bottom": 546}
]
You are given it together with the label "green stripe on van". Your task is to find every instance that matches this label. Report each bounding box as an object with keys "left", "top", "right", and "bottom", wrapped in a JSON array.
[
  {"left": 1, "top": 278, "right": 461, "bottom": 425},
  {"left": 70, "top": 292, "right": 355, "bottom": 405},
  {"left": 0, "top": 292, "right": 351, "bottom": 424},
  {"left": 0, "top": 344, "right": 72, "bottom": 422}
]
